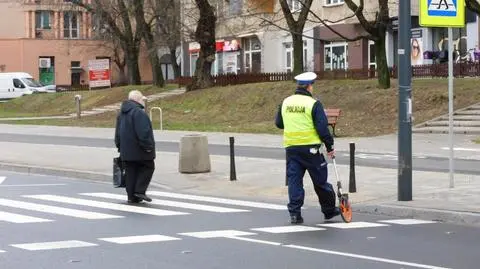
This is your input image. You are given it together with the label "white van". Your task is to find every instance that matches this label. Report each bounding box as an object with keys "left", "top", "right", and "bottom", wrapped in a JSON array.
[{"left": 0, "top": 72, "right": 55, "bottom": 100}]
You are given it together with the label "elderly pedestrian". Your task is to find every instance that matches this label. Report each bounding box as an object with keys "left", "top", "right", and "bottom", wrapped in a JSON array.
[{"left": 115, "top": 90, "right": 155, "bottom": 203}]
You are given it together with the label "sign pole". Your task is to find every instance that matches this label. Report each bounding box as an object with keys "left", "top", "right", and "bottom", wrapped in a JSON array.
[
  {"left": 398, "top": 0, "right": 413, "bottom": 201},
  {"left": 448, "top": 27, "right": 455, "bottom": 188}
]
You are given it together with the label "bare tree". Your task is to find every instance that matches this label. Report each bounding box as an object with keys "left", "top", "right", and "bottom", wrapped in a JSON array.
[
  {"left": 187, "top": 0, "right": 217, "bottom": 91},
  {"left": 133, "top": 0, "right": 165, "bottom": 87},
  {"left": 278, "top": 0, "right": 313, "bottom": 75},
  {"left": 466, "top": 0, "right": 480, "bottom": 14},
  {"left": 72, "top": 0, "right": 143, "bottom": 85}
]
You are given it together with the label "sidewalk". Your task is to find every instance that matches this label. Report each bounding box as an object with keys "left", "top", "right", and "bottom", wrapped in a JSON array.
[{"left": 0, "top": 124, "right": 479, "bottom": 227}]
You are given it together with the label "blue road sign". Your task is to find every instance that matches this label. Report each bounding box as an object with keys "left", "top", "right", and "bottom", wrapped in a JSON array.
[{"left": 428, "top": 0, "right": 457, "bottom": 17}]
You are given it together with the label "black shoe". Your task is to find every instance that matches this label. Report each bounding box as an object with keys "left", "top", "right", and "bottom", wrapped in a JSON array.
[
  {"left": 134, "top": 193, "right": 152, "bottom": 202},
  {"left": 127, "top": 197, "right": 142, "bottom": 204},
  {"left": 324, "top": 207, "right": 341, "bottom": 220},
  {"left": 290, "top": 215, "right": 304, "bottom": 224}
]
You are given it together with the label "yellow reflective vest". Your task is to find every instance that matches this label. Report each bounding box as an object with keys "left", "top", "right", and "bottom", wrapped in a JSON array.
[{"left": 281, "top": 94, "right": 322, "bottom": 148}]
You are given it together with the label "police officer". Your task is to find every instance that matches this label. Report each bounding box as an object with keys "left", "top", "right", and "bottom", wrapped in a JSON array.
[{"left": 275, "top": 72, "right": 340, "bottom": 224}]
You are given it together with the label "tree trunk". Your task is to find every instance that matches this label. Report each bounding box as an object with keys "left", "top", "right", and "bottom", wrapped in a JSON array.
[
  {"left": 375, "top": 31, "right": 390, "bottom": 89},
  {"left": 292, "top": 32, "right": 304, "bottom": 75},
  {"left": 170, "top": 48, "right": 181, "bottom": 79},
  {"left": 125, "top": 44, "right": 141, "bottom": 85},
  {"left": 187, "top": 0, "right": 216, "bottom": 91}
]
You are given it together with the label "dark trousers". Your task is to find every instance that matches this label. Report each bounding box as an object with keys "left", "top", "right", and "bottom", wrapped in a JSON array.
[
  {"left": 286, "top": 146, "right": 337, "bottom": 217},
  {"left": 124, "top": 160, "right": 155, "bottom": 200}
]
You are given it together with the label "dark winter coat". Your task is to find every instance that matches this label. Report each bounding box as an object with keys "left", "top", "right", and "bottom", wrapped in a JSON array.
[{"left": 115, "top": 100, "right": 156, "bottom": 161}]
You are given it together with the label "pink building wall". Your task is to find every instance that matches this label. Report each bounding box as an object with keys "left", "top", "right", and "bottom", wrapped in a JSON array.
[{"left": 0, "top": 0, "right": 153, "bottom": 86}]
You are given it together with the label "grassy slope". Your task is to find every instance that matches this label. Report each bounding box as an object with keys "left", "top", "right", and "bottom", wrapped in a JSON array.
[
  {"left": 3, "top": 78, "right": 480, "bottom": 137},
  {"left": 0, "top": 85, "right": 176, "bottom": 118}
]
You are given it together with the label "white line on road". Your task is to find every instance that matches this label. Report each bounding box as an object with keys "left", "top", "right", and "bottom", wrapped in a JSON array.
[
  {"left": 283, "top": 244, "right": 451, "bottom": 269},
  {"left": 317, "top": 221, "right": 390, "bottom": 229},
  {"left": 441, "top": 147, "right": 480, "bottom": 152},
  {"left": 224, "top": 236, "right": 282, "bottom": 246},
  {"left": 0, "top": 198, "right": 123, "bottom": 220},
  {"left": 0, "top": 177, "right": 5, "bottom": 184},
  {"left": 250, "top": 225, "right": 326, "bottom": 233},
  {"left": 147, "top": 191, "right": 286, "bottom": 210},
  {"left": 0, "top": 211, "right": 53, "bottom": 223},
  {"left": 99, "top": 235, "right": 181, "bottom": 244},
  {"left": 11, "top": 240, "right": 97, "bottom": 251},
  {"left": 179, "top": 230, "right": 256, "bottom": 238},
  {"left": 0, "top": 184, "right": 67, "bottom": 187},
  {"left": 80, "top": 192, "right": 250, "bottom": 213},
  {"left": 25, "top": 195, "right": 189, "bottom": 216},
  {"left": 378, "top": 219, "right": 438, "bottom": 225}
]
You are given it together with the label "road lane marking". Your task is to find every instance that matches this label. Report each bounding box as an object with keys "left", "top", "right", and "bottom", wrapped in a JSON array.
[
  {"left": 147, "top": 191, "right": 286, "bottom": 210},
  {"left": 378, "top": 219, "right": 438, "bottom": 225},
  {"left": 179, "top": 230, "right": 256, "bottom": 238},
  {"left": 11, "top": 240, "right": 97, "bottom": 251},
  {"left": 0, "top": 177, "right": 5, "bottom": 184},
  {"left": 0, "top": 211, "right": 53, "bottom": 223},
  {"left": 283, "top": 244, "right": 451, "bottom": 269},
  {"left": 0, "top": 198, "right": 123, "bottom": 220},
  {"left": 99, "top": 235, "right": 181, "bottom": 244},
  {"left": 25, "top": 195, "right": 189, "bottom": 216},
  {"left": 250, "top": 225, "right": 325, "bottom": 233},
  {"left": 80, "top": 192, "right": 250, "bottom": 213},
  {"left": 317, "top": 221, "right": 389, "bottom": 229},
  {"left": 0, "top": 184, "right": 67, "bottom": 187},
  {"left": 224, "top": 236, "right": 282, "bottom": 246},
  {"left": 441, "top": 147, "right": 480, "bottom": 152}
]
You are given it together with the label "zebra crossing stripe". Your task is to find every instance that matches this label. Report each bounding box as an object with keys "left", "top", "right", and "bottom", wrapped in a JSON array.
[
  {"left": 147, "top": 191, "right": 286, "bottom": 210},
  {"left": 251, "top": 225, "right": 325, "bottom": 233},
  {"left": 11, "top": 240, "right": 97, "bottom": 251},
  {"left": 80, "top": 192, "right": 250, "bottom": 213},
  {"left": 99, "top": 235, "right": 181, "bottom": 244},
  {"left": 24, "top": 195, "right": 189, "bottom": 216},
  {"left": 0, "top": 198, "right": 123, "bottom": 220},
  {"left": 378, "top": 219, "right": 438, "bottom": 225},
  {"left": 0, "top": 211, "right": 53, "bottom": 223},
  {"left": 317, "top": 221, "right": 390, "bottom": 229}
]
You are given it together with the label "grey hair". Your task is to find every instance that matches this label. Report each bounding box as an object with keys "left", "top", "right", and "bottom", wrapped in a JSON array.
[{"left": 128, "top": 90, "right": 144, "bottom": 103}]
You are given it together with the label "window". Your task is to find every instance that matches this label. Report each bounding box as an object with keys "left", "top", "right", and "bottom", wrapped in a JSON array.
[
  {"left": 13, "top": 79, "right": 25, "bottom": 88},
  {"left": 63, "top": 12, "right": 79, "bottom": 39},
  {"left": 35, "top": 11, "right": 50, "bottom": 29},
  {"left": 324, "top": 41, "right": 348, "bottom": 70},
  {"left": 368, "top": 41, "right": 376, "bottom": 70},
  {"left": 287, "top": 0, "right": 302, "bottom": 12},
  {"left": 325, "top": 0, "right": 344, "bottom": 6},
  {"left": 229, "top": 0, "right": 243, "bottom": 16},
  {"left": 285, "top": 41, "right": 308, "bottom": 72},
  {"left": 244, "top": 36, "right": 262, "bottom": 73}
]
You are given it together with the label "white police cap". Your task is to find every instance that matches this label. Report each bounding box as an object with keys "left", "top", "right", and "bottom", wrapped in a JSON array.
[{"left": 294, "top": 72, "right": 317, "bottom": 85}]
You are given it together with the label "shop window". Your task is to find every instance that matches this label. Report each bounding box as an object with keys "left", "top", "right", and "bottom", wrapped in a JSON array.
[{"left": 324, "top": 41, "right": 348, "bottom": 70}]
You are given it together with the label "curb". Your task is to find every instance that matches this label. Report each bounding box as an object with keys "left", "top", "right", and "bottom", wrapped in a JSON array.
[
  {"left": 354, "top": 204, "right": 480, "bottom": 227},
  {"left": 0, "top": 162, "right": 172, "bottom": 190}
]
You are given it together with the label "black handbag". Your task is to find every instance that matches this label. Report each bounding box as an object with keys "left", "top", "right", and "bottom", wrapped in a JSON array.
[{"left": 113, "top": 157, "right": 126, "bottom": 188}]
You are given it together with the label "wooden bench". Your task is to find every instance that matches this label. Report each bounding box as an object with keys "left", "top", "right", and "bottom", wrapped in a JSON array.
[{"left": 324, "top": 108, "right": 341, "bottom": 137}]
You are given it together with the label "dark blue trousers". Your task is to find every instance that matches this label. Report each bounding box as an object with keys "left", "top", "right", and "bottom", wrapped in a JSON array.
[{"left": 286, "top": 146, "right": 337, "bottom": 217}]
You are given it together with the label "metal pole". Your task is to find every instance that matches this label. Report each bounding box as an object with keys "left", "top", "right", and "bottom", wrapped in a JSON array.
[
  {"left": 448, "top": 27, "right": 455, "bottom": 188},
  {"left": 398, "top": 0, "right": 412, "bottom": 201},
  {"left": 229, "top": 137, "right": 237, "bottom": 181},
  {"left": 349, "top": 142, "right": 356, "bottom": 193}
]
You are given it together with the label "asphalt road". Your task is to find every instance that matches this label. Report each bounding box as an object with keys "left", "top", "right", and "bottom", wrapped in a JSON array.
[
  {"left": 0, "top": 171, "right": 478, "bottom": 269},
  {"left": 0, "top": 133, "right": 479, "bottom": 175}
]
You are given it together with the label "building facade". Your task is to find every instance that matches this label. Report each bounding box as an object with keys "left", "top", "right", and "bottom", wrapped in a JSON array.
[
  {"left": 0, "top": 0, "right": 153, "bottom": 87},
  {"left": 180, "top": 0, "right": 480, "bottom": 77}
]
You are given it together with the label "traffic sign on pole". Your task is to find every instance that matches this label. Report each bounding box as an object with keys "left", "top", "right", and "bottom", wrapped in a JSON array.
[
  {"left": 419, "top": 0, "right": 465, "bottom": 189},
  {"left": 419, "top": 0, "right": 466, "bottom": 27}
]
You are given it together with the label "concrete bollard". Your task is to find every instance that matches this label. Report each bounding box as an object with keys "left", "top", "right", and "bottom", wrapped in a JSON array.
[
  {"left": 178, "top": 134, "right": 211, "bottom": 173},
  {"left": 74, "top": 94, "right": 82, "bottom": 119}
]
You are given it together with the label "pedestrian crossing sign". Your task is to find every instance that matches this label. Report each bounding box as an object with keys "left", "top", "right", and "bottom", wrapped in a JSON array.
[{"left": 420, "top": 0, "right": 465, "bottom": 27}]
